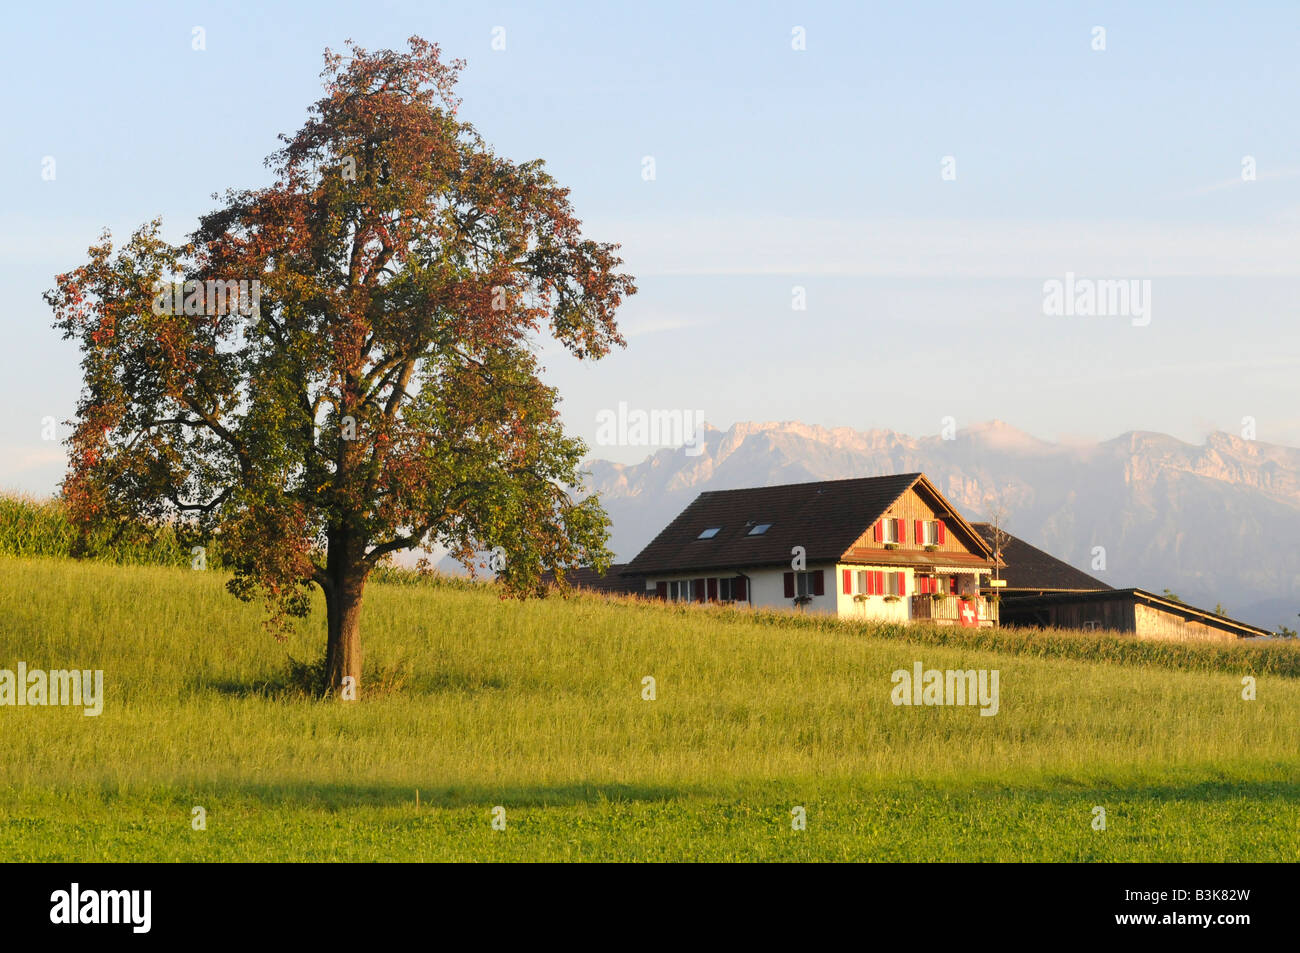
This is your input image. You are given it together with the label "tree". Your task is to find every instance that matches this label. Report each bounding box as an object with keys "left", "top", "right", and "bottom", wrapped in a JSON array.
[
  {"left": 45, "top": 38, "right": 636, "bottom": 699},
  {"left": 1162, "top": 589, "right": 1186, "bottom": 605}
]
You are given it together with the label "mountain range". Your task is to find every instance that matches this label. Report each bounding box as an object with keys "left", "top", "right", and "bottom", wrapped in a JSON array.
[{"left": 581, "top": 420, "right": 1300, "bottom": 631}]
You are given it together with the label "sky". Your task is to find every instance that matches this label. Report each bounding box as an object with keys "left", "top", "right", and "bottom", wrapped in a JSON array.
[{"left": 2, "top": 0, "right": 1299, "bottom": 492}]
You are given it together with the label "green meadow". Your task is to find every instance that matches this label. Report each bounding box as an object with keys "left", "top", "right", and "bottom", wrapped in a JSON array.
[{"left": 1, "top": 555, "right": 1298, "bottom": 861}]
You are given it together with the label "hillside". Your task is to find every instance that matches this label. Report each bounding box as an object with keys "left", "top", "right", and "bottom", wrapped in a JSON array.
[
  {"left": 584, "top": 421, "right": 1300, "bottom": 630},
  {"left": 2, "top": 556, "right": 1298, "bottom": 861}
]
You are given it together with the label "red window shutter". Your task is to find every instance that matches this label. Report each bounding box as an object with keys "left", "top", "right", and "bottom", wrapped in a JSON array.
[
  {"left": 915, "top": 520, "right": 924, "bottom": 545},
  {"left": 783, "top": 572, "right": 795, "bottom": 598},
  {"left": 812, "top": 570, "right": 825, "bottom": 596},
  {"left": 694, "top": 578, "right": 706, "bottom": 602},
  {"left": 897, "top": 519, "right": 906, "bottom": 543},
  {"left": 898, "top": 572, "right": 906, "bottom": 596},
  {"left": 873, "top": 519, "right": 882, "bottom": 543},
  {"left": 734, "top": 576, "right": 747, "bottom": 601},
  {"left": 937, "top": 520, "right": 946, "bottom": 544},
  {"left": 949, "top": 576, "right": 958, "bottom": 594},
  {"left": 842, "top": 569, "right": 851, "bottom": 594},
  {"left": 874, "top": 570, "right": 884, "bottom": 595},
  {"left": 655, "top": 581, "right": 667, "bottom": 600},
  {"left": 707, "top": 578, "right": 718, "bottom": 601}
]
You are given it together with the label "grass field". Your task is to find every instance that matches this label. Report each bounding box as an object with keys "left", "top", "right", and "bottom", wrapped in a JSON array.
[{"left": 2, "top": 555, "right": 1298, "bottom": 861}]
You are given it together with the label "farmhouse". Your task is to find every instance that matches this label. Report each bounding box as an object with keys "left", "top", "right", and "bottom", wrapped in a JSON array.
[
  {"left": 971, "top": 524, "right": 1269, "bottom": 642},
  {"left": 621, "top": 473, "right": 1000, "bottom": 625}
]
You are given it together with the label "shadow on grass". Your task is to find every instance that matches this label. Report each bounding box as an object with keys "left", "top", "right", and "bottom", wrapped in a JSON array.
[
  {"left": 171, "top": 780, "right": 692, "bottom": 810},
  {"left": 77, "top": 776, "right": 1300, "bottom": 812},
  {"left": 190, "top": 663, "right": 506, "bottom": 701}
]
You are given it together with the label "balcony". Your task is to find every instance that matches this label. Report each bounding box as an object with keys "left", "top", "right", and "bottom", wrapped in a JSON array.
[{"left": 910, "top": 594, "right": 996, "bottom": 626}]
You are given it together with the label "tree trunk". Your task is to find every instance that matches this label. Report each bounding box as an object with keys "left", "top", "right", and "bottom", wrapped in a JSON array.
[
  {"left": 325, "top": 575, "right": 365, "bottom": 699},
  {"left": 324, "top": 516, "right": 366, "bottom": 699}
]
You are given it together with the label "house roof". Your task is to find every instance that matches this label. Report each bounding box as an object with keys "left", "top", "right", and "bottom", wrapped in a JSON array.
[
  {"left": 539, "top": 563, "right": 644, "bottom": 595},
  {"left": 970, "top": 523, "right": 1112, "bottom": 593},
  {"left": 1000, "top": 587, "right": 1272, "bottom": 638},
  {"left": 624, "top": 472, "right": 992, "bottom": 575}
]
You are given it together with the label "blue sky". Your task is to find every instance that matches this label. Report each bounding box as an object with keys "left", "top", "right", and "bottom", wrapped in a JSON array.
[{"left": 3, "top": 0, "right": 1299, "bottom": 490}]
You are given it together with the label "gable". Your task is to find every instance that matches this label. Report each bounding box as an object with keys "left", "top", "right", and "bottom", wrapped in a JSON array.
[{"left": 841, "top": 478, "right": 992, "bottom": 561}]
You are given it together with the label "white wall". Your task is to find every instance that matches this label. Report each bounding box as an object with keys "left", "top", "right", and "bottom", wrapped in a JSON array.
[
  {"left": 832, "top": 564, "right": 912, "bottom": 623},
  {"left": 646, "top": 565, "right": 988, "bottom": 625},
  {"left": 646, "top": 566, "right": 840, "bottom": 615}
]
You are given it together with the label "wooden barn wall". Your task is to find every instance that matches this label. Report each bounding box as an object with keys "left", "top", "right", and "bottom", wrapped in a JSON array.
[
  {"left": 998, "top": 595, "right": 1136, "bottom": 632},
  {"left": 1133, "top": 603, "right": 1240, "bottom": 643}
]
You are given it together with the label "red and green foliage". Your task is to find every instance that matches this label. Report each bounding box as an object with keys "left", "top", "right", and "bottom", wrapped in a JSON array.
[{"left": 45, "top": 37, "right": 635, "bottom": 697}]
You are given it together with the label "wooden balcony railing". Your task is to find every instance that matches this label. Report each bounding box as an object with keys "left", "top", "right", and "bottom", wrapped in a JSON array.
[{"left": 910, "top": 595, "right": 995, "bottom": 625}]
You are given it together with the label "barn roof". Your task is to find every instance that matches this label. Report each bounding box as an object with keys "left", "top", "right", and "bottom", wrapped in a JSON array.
[
  {"left": 539, "top": 563, "right": 644, "bottom": 595},
  {"left": 971, "top": 524, "right": 1112, "bottom": 593}
]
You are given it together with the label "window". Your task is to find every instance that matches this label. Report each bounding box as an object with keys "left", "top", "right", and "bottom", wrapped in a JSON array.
[
  {"left": 719, "top": 577, "right": 735, "bottom": 601},
  {"left": 697, "top": 527, "right": 721, "bottom": 540},
  {"left": 747, "top": 523, "right": 772, "bottom": 536},
  {"left": 668, "top": 579, "right": 693, "bottom": 602},
  {"left": 784, "top": 570, "right": 825, "bottom": 599},
  {"left": 845, "top": 570, "right": 903, "bottom": 596},
  {"left": 922, "top": 521, "right": 939, "bottom": 546},
  {"left": 881, "top": 520, "right": 899, "bottom": 544}
]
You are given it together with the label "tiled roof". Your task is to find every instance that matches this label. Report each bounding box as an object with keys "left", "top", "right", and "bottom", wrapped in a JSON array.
[
  {"left": 971, "top": 523, "right": 1111, "bottom": 592},
  {"left": 623, "top": 473, "right": 928, "bottom": 575}
]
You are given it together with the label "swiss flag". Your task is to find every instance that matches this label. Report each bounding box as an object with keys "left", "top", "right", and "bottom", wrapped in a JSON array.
[{"left": 958, "top": 599, "right": 978, "bottom": 627}]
